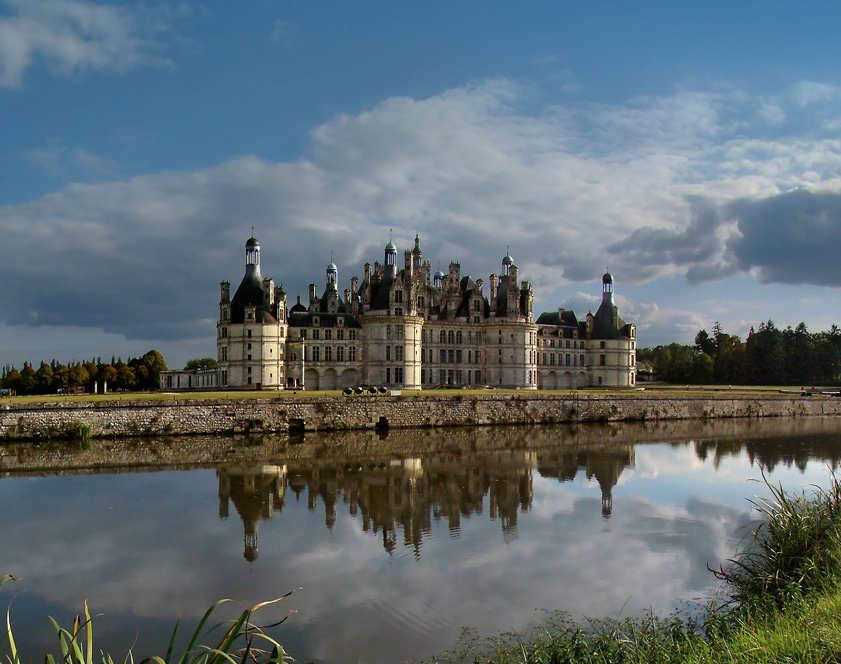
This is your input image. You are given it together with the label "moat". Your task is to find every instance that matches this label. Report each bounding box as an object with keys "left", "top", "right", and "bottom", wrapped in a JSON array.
[{"left": 3, "top": 417, "right": 841, "bottom": 663}]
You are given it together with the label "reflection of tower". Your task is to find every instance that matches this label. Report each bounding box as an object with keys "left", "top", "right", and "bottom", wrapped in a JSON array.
[
  {"left": 585, "top": 447, "right": 634, "bottom": 518},
  {"left": 218, "top": 464, "right": 287, "bottom": 561}
]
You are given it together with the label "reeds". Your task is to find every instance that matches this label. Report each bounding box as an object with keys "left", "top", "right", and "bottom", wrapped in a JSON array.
[
  {"left": 714, "top": 469, "right": 841, "bottom": 613},
  {"left": 429, "top": 470, "right": 841, "bottom": 663},
  {"left": 1, "top": 575, "right": 295, "bottom": 664}
]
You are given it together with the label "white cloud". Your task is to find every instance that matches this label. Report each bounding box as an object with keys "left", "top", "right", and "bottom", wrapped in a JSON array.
[
  {"left": 0, "top": 0, "right": 169, "bottom": 87},
  {"left": 3, "top": 78, "right": 841, "bottom": 361}
]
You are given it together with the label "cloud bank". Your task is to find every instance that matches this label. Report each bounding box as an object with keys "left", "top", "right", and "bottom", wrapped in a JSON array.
[{"left": 3, "top": 78, "right": 841, "bottom": 357}]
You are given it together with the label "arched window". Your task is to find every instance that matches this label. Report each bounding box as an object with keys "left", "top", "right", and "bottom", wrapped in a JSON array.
[
  {"left": 439, "top": 330, "right": 446, "bottom": 344},
  {"left": 456, "top": 331, "right": 463, "bottom": 344},
  {"left": 448, "top": 330, "right": 455, "bottom": 344}
]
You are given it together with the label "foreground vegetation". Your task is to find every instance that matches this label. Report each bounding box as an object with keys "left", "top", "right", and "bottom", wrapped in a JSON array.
[
  {"left": 5, "top": 475, "right": 841, "bottom": 664},
  {"left": 429, "top": 473, "right": 841, "bottom": 663},
  {"left": 0, "top": 580, "right": 294, "bottom": 664}
]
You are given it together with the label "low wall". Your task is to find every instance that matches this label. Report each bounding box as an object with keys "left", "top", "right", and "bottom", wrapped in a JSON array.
[{"left": 2, "top": 392, "right": 841, "bottom": 441}]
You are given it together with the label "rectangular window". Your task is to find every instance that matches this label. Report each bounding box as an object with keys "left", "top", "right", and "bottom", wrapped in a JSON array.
[
  {"left": 337, "top": 346, "right": 345, "bottom": 362},
  {"left": 222, "top": 371, "right": 227, "bottom": 385},
  {"left": 313, "top": 330, "right": 320, "bottom": 340},
  {"left": 475, "top": 370, "right": 481, "bottom": 383},
  {"left": 395, "top": 367, "right": 403, "bottom": 383},
  {"left": 247, "top": 329, "right": 252, "bottom": 338},
  {"left": 300, "top": 330, "right": 307, "bottom": 340},
  {"left": 600, "top": 341, "right": 606, "bottom": 349},
  {"left": 421, "top": 368, "right": 426, "bottom": 384},
  {"left": 220, "top": 347, "right": 228, "bottom": 361},
  {"left": 221, "top": 327, "right": 227, "bottom": 338},
  {"left": 349, "top": 329, "right": 356, "bottom": 340},
  {"left": 439, "top": 369, "right": 446, "bottom": 384},
  {"left": 386, "top": 325, "right": 392, "bottom": 340},
  {"left": 395, "top": 290, "right": 403, "bottom": 303},
  {"left": 325, "top": 346, "right": 332, "bottom": 362},
  {"left": 394, "top": 307, "right": 402, "bottom": 316},
  {"left": 325, "top": 329, "right": 332, "bottom": 340},
  {"left": 396, "top": 325, "right": 404, "bottom": 340},
  {"left": 475, "top": 350, "right": 481, "bottom": 364},
  {"left": 600, "top": 354, "right": 606, "bottom": 366},
  {"left": 566, "top": 354, "right": 571, "bottom": 366},
  {"left": 468, "top": 350, "right": 472, "bottom": 364},
  {"left": 337, "top": 329, "right": 344, "bottom": 340},
  {"left": 247, "top": 343, "right": 251, "bottom": 350},
  {"left": 566, "top": 340, "right": 571, "bottom": 349},
  {"left": 386, "top": 367, "right": 391, "bottom": 384},
  {"left": 247, "top": 354, "right": 251, "bottom": 360},
  {"left": 395, "top": 346, "right": 403, "bottom": 361},
  {"left": 448, "top": 349, "right": 455, "bottom": 363},
  {"left": 386, "top": 346, "right": 391, "bottom": 361},
  {"left": 440, "top": 349, "right": 446, "bottom": 363},
  {"left": 349, "top": 346, "right": 357, "bottom": 362},
  {"left": 313, "top": 346, "right": 320, "bottom": 362},
  {"left": 456, "top": 349, "right": 462, "bottom": 363}
]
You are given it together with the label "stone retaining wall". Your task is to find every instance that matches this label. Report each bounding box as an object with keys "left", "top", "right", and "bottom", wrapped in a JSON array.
[{"left": 2, "top": 392, "right": 841, "bottom": 441}]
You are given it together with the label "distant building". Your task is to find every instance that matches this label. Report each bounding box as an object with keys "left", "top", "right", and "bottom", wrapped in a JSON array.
[{"left": 162, "top": 235, "right": 636, "bottom": 391}]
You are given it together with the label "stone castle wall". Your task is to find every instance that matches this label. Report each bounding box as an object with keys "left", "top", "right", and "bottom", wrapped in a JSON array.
[{"left": 2, "top": 392, "right": 841, "bottom": 442}]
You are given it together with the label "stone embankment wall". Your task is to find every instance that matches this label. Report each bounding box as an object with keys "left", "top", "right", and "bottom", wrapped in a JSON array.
[{"left": 2, "top": 393, "right": 841, "bottom": 441}]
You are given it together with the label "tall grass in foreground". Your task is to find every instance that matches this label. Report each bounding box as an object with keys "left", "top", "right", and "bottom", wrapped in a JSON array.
[
  {"left": 0, "top": 575, "right": 295, "bottom": 664},
  {"left": 430, "top": 471, "right": 841, "bottom": 664}
]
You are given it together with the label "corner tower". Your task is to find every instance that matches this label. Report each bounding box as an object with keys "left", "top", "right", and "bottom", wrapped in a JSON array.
[{"left": 217, "top": 236, "right": 287, "bottom": 389}]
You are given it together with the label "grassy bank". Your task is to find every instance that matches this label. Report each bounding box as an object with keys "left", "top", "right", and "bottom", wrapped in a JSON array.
[
  {"left": 4, "top": 475, "right": 841, "bottom": 663},
  {"left": 430, "top": 474, "right": 841, "bottom": 664},
  {"left": 0, "top": 384, "right": 826, "bottom": 406}
]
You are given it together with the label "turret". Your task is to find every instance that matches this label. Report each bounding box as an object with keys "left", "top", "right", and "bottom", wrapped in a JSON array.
[
  {"left": 326, "top": 262, "right": 338, "bottom": 290},
  {"left": 384, "top": 241, "right": 398, "bottom": 278}
]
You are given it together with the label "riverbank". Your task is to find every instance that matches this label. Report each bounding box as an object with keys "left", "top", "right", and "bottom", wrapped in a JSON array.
[
  {"left": 2, "top": 389, "right": 841, "bottom": 441},
  {"left": 428, "top": 473, "right": 841, "bottom": 664}
]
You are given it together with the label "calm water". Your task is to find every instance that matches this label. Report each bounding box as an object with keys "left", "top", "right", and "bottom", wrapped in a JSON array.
[{"left": 3, "top": 417, "right": 841, "bottom": 663}]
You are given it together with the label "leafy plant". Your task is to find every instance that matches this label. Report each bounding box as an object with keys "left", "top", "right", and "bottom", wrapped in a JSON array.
[{"left": 1, "top": 575, "right": 296, "bottom": 664}]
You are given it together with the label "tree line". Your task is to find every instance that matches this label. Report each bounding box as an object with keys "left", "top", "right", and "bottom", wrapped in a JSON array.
[
  {"left": 1, "top": 350, "right": 167, "bottom": 395},
  {"left": 638, "top": 321, "right": 841, "bottom": 386}
]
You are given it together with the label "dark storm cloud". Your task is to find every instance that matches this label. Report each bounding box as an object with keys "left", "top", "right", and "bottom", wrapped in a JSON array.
[
  {"left": 607, "top": 189, "right": 841, "bottom": 288},
  {"left": 606, "top": 197, "right": 731, "bottom": 282},
  {"left": 725, "top": 188, "right": 841, "bottom": 287}
]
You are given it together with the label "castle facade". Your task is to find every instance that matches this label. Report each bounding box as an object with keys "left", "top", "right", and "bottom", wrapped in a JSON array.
[{"left": 163, "top": 236, "right": 636, "bottom": 391}]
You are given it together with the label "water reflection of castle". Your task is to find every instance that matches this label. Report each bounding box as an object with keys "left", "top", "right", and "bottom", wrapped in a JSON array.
[{"left": 216, "top": 445, "right": 634, "bottom": 559}]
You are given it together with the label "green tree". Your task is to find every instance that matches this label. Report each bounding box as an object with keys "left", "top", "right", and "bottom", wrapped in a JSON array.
[
  {"left": 52, "top": 363, "right": 69, "bottom": 393},
  {"left": 83, "top": 361, "right": 99, "bottom": 389},
  {"left": 35, "top": 362, "right": 54, "bottom": 394},
  {"left": 2, "top": 367, "right": 21, "bottom": 393},
  {"left": 184, "top": 358, "right": 217, "bottom": 371},
  {"left": 117, "top": 364, "right": 136, "bottom": 390},
  {"left": 137, "top": 350, "right": 167, "bottom": 390},
  {"left": 68, "top": 364, "right": 90, "bottom": 389},
  {"left": 98, "top": 364, "right": 118, "bottom": 390},
  {"left": 20, "top": 363, "right": 36, "bottom": 394}
]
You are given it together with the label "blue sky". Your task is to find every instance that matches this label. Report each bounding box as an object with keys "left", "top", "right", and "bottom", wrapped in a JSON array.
[{"left": 4, "top": 0, "right": 841, "bottom": 369}]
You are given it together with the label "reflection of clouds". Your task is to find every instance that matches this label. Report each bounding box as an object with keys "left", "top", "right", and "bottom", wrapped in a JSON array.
[{"left": 3, "top": 433, "right": 838, "bottom": 664}]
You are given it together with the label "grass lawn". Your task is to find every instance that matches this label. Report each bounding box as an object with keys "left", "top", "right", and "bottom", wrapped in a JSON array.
[{"left": 1, "top": 384, "right": 832, "bottom": 407}]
